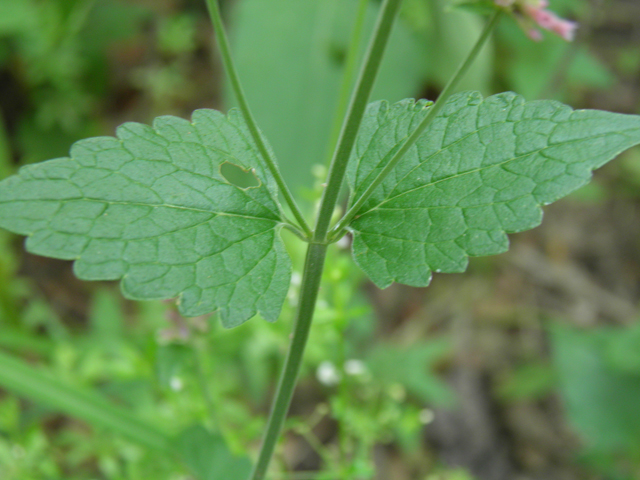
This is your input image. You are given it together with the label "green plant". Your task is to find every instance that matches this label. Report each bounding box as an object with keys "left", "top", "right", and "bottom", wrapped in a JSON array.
[
  {"left": 1, "top": 0, "right": 640, "bottom": 479},
  {"left": 552, "top": 321, "right": 640, "bottom": 479},
  {"left": 0, "top": 0, "right": 153, "bottom": 165}
]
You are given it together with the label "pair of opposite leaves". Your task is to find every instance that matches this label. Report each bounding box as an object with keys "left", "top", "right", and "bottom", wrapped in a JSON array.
[{"left": 1, "top": 91, "right": 640, "bottom": 328}]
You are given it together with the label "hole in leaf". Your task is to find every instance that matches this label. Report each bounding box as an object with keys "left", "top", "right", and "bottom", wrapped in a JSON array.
[{"left": 220, "top": 162, "right": 260, "bottom": 189}]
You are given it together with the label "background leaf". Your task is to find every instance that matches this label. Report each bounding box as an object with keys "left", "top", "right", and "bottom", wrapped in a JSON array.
[
  {"left": 346, "top": 92, "right": 640, "bottom": 288},
  {"left": 0, "top": 348, "right": 171, "bottom": 452},
  {"left": 367, "top": 340, "right": 454, "bottom": 405},
  {"left": 175, "top": 425, "right": 253, "bottom": 480},
  {"left": 552, "top": 324, "right": 640, "bottom": 454},
  {"left": 0, "top": 109, "right": 292, "bottom": 327}
]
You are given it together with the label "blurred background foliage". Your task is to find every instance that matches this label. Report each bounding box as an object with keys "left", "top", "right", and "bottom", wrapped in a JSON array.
[{"left": 0, "top": 0, "right": 640, "bottom": 479}]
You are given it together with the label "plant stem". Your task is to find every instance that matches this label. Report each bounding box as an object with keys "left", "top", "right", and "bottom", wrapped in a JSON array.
[
  {"left": 314, "top": 0, "right": 404, "bottom": 242},
  {"left": 248, "top": 2, "right": 404, "bottom": 477},
  {"left": 193, "top": 337, "right": 219, "bottom": 428},
  {"left": 248, "top": 242, "right": 328, "bottom": 480},
  {"left": 282, "top": 223, "right": 309, "bottom": 242},
  {"left": 330, "top": 10, "right": 502, "bottom": 239},
  {"left": 324, "top": 0, "right": 370, "bottom": 165},
  {"left": 204, "top": 0, "right": 312, "bottom": 237}
]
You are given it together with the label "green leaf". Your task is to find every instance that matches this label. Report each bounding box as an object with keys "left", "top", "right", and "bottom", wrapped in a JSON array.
[
  {"left": 495, "top": 361, "right": 557, "bottom": 401},
  {"left": 367, "top": 340, "right": 454, "bottom": 405},
  {"left": 0, "top": 109, "right": 292, "bottom": 328},
  {"left": 175, "top": 425, "right": 252, "bottom": 480},
  {"left": 346, "top": 92, "right": 640, "bottom": 288},
  {"left": 0, "top": 348, "right": 171, "bottom": 452},
  {"left": 551, "top": 324, "right": 640, "bottom": 453},
  {"left": 0, "top": 0, "right": 36, "bottom": 36},
  {"left": 603, "top": 321, "right": 640, "bottom": 375}
]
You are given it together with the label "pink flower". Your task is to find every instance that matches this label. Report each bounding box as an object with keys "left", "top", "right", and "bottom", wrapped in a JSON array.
[
  {"left": 522, "top": 0, "right": 578, "bottom": 41},
  {"left": 495, "top": 0, "right": 578, "bottom": 42},
  {"left": 526, "top": 28, "right": 544, "bottom": 41}
]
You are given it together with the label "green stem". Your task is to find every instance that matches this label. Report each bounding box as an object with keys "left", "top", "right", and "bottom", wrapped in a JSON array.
[
  {"left": 193, "top": 337, "right": 219, "bottom": 428},
  {"left": 204, "top": 0, "right": 312, "bottom": 237},
  {"left": 330, "top": 10, "right": 502, "bottom": 239},
  {"left": 324, "top": 0, "right": 370, "bottom": 165},
  {"left": 314, "top": 0, "right": 404, "bottom": 242},
  {"left": 248, "top": 243, "right": 328, "bottom": 480},
  {"left": 248, "top": 3, "right": 404, "bottom": 477},
  {"left": 281, "top": 223, "right": 308, "bottom": 242}
]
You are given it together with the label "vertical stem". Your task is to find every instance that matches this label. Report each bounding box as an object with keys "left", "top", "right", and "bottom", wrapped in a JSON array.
[
  {"left": 193, "top": 337, "right": 219, "bottom": 428},
  {"left": 248, "top": 243, "right": 328, "bottom": 480},
  {"left": 204, "top": 0, "right": 312, "bottom": 237},
  {"left": 247, "top": 2, "right": 405, "bottom": 478},
  {"left": 330, "top": 10, "right": 502, "bottom": 239},
  {"left": 324, "top": 0, "right": 370, "bottom": 165},
  {"left": 314, "top": 0, "right": 403, "bottom": 242}
]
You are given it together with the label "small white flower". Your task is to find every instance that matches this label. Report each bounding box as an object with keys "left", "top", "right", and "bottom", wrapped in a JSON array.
[
  {"left": 344, "top": 359, "right": 367, "bottom": 376},
  {"left": 336, "top": 235, "right": 350, "bottom": 250},
  {"left": 170, "top": 376, "right": 184, "bottom": 391},
  {"left": 316, "top": 361, "right": 341, "bottom": 386},
  {"left": 291, "top": 271, "right": 302, "bottom": 287},
  {"left": 419, "top": 408, "right": 435, "bottom": 425}
]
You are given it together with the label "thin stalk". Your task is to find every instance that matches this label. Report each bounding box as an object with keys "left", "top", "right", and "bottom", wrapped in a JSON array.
[
  {"left": 193, "top": 337, "right": 219, "bottom": 428},
  {"left": 314, "top": 0, "right": 404, "bottom": 242},
  {"left": 204, "top": 0, "right": 312, "bottom": 237},
  {"left": 294, "top": 427, "right": 335, "bottom": 470},
  {"left": 281, "top": 222, "right": 308, "bottom": 242},
  {"left": 248, "top": 3, "right": 405, "bottom": 477},
  {"left": 248, "top": 242, "right": 328, "bottom": 480},
  {"left": 330, "top": 10, "right": 502, "bottom": 239},
  {"left": 537, "top": 0, "right": 601, "bottom": 100},
  {"left": 324, "top": 0, "right": 370, "bottom": 165}
]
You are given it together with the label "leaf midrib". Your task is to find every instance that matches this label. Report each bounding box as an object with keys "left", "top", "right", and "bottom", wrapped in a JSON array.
[{"left": 355, "top": 129, "right": 638, "bottom": 218}]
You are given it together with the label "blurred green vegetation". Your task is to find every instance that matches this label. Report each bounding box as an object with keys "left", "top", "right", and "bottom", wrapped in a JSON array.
[{"left": 0, "top": 0, "right": 640, "bottom": 479}]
